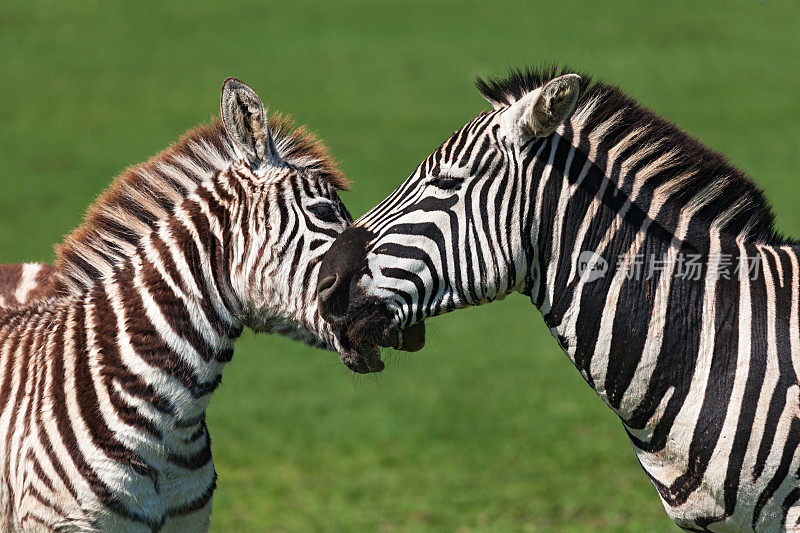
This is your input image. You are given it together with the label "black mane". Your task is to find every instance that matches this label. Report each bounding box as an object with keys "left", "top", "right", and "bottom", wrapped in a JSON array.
[{"left": 476, "top": 66, "right": 785, "bottom": 244}]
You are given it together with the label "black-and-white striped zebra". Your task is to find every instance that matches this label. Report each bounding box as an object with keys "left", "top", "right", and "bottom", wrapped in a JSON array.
[
  {"left": 0, "top": 78, "right": 365, "bottom": 531},
  {"left": 318, "top": 67, "right": 800, "bottom": 531}
]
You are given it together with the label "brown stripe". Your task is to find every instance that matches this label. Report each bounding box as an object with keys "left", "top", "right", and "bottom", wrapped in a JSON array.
[
  {"left": 48, "top": 306, "right": 156, "bottom": 527},
  {"left": 117, "top": 263, "right": 215, "bottom": 398},
  {"left": 73, "top": 294, "right": 158, "bottom": 481},
  {"left": 36, "top": 311, "right": 80, "bottom": 501},
  {"left": 93, "top": 282, "right": 164, "bottom": 440}
]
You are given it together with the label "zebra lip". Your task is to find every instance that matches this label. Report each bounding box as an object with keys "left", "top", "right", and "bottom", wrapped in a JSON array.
[
  {"left": 390, "top": 321, "right": 426, "bottom": 352},
  {"left": 357, "top": 345, "right": 385, "bottom": 373},
  {"left": 364, "top": 342, "right": 386, "bottom": 372},
  {"left": 339, "top": 344, "right": 384, "bottom": 374}
]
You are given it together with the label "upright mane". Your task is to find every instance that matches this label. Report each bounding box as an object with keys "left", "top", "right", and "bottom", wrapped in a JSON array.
[
  {"left": 477, "top": 66, "right": 786, "bottom": 246},
  {"left": 55, "top": 113, "right": 347, "bottom": 295}
]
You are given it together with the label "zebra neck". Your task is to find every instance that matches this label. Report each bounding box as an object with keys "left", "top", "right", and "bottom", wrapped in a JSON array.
[
  {"left": 87, "top": 235, "right": 244, "bottom": 442},
  {"left": 523, "top": 130, "right": 737, "bottom": 429}
]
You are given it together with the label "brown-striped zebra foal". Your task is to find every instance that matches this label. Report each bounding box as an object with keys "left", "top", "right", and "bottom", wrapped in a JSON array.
[
  {"left": 0, "top": 264, "right": 55, "bottom": 310},
  {"left": 0, "top": 78, "right": 365, "bottom": 532}
]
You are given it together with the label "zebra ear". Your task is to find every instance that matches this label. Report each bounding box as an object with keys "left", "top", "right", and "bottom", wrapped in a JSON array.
[
  {"left": 220, "top": 77, "right": 285, "bottom": 168},
  {"left": 522, "top": 74, "right": 581, "bottom": 137}
]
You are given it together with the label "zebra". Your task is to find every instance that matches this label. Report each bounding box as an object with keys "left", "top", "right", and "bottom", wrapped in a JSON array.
[
  {"left": 0, "top": 264, "right": 55, "bottom": 310},
  {"left": 317, "top": 66, "right": 800, "bottom": 531},
  {"left": 0, "top": 77, "right": 369, "bottom": 532}
]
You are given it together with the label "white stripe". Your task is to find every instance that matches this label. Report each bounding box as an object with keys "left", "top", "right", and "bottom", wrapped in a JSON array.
[{"left": 14, "top": 263, "right": 43, "bottom": 304}]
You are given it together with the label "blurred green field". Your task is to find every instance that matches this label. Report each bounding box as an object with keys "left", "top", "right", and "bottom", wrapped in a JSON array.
[{"left": 2, "top": 1, "right": 800, "bottom": 530}]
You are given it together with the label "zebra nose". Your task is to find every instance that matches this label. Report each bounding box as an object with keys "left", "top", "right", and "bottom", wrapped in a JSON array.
[{"left": 317, "top": 226, "right": 375, "bottom": 322}]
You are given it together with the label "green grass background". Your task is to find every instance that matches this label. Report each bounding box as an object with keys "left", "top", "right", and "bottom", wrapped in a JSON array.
[{"left": 2, "top": 1, "right": 799, "bottom": 530}]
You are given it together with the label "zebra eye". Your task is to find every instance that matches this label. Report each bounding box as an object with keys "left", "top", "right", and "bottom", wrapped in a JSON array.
[
  {"left": 308, "top": 202, "right": 340, "bottom": 224},
  {"left": 429, "top": 174, "right": 465, "bottom": 190}
]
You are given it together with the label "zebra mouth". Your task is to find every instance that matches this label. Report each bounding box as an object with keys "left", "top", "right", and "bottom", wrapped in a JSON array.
[
  {"left": 329, "top": 301, "right": 426, "bottom": 373},
  {"left": 380, "top": 320, "right": 426, "bottom": 352},
  {"left": 332, "top": 321, "right": 426, "bottom": 374},
  {"left": 335, "top": 328, "right": 385, "bottom": 374}
]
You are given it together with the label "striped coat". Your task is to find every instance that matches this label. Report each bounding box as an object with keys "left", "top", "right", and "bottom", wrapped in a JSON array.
[{"left": 318, "top": 68, "right": 800, "bottom": 531}]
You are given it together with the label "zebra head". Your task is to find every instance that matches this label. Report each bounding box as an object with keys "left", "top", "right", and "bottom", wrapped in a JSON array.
[
  {"left": 317, "top": 71, "right": 582, "bottom": 371},
  {"left": 215, "top": 78, "right": 378, "bottom": 371}
]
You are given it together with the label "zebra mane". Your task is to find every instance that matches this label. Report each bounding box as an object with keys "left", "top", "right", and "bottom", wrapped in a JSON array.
[
  {"left": 55, "top": 113, "right": 347, "bottom": 295},
  {"left": 476, "top": 66, "right": 785, "bottom": 245}
]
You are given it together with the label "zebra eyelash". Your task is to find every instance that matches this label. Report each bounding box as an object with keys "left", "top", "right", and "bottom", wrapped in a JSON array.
[{"left": 429, "top": 174, "right": 465, "bottom": 190}]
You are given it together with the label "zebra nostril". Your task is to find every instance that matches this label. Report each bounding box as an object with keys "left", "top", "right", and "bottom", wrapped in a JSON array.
[
  {"left": 318, "top": 273, "right": 353, "bottom": 322},
  {"left": 317, "top": 274, "right": 339, "bottom": 300}
]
